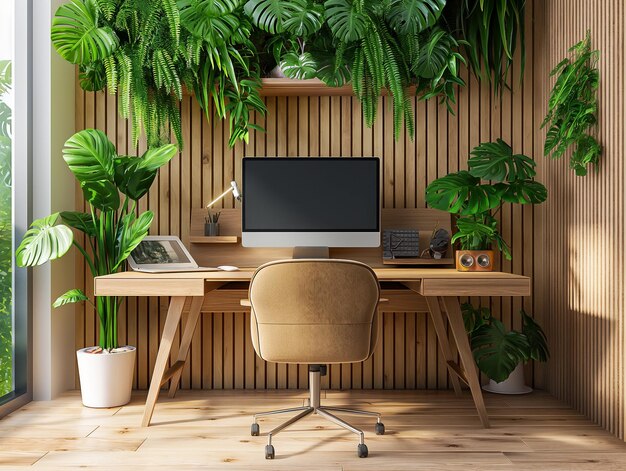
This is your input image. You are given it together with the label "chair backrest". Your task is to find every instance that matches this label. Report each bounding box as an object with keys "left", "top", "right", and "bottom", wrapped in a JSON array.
[{"left": 248, "top": 259, "right": 381, "bottom": 364}]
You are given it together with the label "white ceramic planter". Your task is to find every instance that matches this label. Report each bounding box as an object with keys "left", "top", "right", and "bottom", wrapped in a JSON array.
[
  {"left": 482, "top": 363, "right": 532, "bottom": 395},
  {"left": 76, "top": 346, "right": 136, "bottom": 408}
]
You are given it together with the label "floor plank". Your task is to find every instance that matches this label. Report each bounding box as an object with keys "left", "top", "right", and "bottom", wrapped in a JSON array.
[{"left": 0, "top": 390, "right": 624, "bottom": 470}]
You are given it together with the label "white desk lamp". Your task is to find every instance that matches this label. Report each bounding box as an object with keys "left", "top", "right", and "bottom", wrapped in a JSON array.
[{"left": 205, "top": 181, "right": 242, "bottom": 235}]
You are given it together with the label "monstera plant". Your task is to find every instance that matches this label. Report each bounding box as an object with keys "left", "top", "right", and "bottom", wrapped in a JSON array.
[
  {"left": 16, "top": 129, "right": 176, "bottom": 351},
  {"left": 463, "top": 303, "right": 549, "bottom": 386},
  {"left": 426, "top": 139, "right": 547, "bottom": 261}
]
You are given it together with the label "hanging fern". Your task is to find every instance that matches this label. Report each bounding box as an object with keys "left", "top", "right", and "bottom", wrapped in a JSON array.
[
  {"left": 52, "top": 0, "right": 187, "bottom": 148},
  {"left": 322, "top": 0, "right": 452, "bottom": 138},
  {"left": 541, "top": 31, "right": 601, "bottom": 176}
]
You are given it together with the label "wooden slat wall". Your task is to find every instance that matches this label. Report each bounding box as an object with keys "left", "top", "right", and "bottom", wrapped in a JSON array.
[
  {"left": 534, "top": 0, "right": 626, "bottom": 440},
  {"left": 74, "top": 3, "right": 542, "bottom": 392}
]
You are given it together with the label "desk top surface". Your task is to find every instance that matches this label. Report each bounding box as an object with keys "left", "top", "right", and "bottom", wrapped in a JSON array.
[{"left": 95, "top": 268, "right": 530, "bottom": 297}]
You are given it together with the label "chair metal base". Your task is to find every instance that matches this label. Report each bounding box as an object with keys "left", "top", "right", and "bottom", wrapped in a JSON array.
[{"left": 251, "top": 368, "right": 383, "bottom": 458}]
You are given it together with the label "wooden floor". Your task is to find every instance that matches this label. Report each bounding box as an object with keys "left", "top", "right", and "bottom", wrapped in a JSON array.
[{"left": 1, "top": 390, "right": 626, "bottom": 470}]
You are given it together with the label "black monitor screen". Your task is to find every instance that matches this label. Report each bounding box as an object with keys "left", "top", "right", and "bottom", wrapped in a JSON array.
[{"left": 242, "top": 158, "right": 380, "bottom": 232}]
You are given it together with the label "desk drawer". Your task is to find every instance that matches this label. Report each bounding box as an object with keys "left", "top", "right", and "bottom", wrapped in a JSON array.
[{"left": 189, "top": 287, "right": 428, "bottom": 313}]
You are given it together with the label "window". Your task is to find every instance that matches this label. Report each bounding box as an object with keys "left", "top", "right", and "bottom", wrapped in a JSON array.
[{"left": 0, "top": 0, "right": 30, "bottom": 409}]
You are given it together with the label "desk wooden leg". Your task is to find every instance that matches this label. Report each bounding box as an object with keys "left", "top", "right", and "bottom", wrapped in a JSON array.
[
  {"left": 425, "top": 297, "right": 462, "bottom": 396},
  {"left": 168, "top": 296, "right": 204, "bottom": 398},
  {"left": 441, "top": 296, "right": 490, "bottom": 429},
  {"left": 141, "top": 296, "right": 186, "bottom": 427}
]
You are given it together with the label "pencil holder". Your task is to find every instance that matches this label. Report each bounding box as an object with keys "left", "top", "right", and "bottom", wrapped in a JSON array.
[{"left": 204, "top": 222, "right": 219, "bottom": 236}]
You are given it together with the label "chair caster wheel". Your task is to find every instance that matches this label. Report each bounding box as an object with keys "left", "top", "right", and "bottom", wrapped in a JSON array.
[
  {"left": 357, "top": 443, "right": 368, "bottom": 458},
  {"left": 375, "top": 422, "right": 385, "bottom": 435},
  {"left": 251, "top": 423, "right": 260, "bottom": 436},
  {"left": 265, "top": 444, "right": 275, "bottom": 459}
]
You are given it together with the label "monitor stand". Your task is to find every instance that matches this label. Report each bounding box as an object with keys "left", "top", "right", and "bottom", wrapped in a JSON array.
[{"left": 292, "top": 247, "right": 330, "bottom": 259}]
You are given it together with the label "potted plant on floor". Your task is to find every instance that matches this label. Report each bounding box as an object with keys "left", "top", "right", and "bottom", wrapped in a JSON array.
[
  {"left": 463, "top": 303, "right": 550, "bottom": 394},
  {"left": 426, "top": 139, "right": 548, "bottom": 270},
  {"left": 16, "top": 129, "right": 176, "bottom": 407}
]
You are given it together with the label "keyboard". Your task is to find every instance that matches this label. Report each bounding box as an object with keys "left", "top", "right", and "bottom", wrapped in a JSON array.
[{"left": 383, "top": 229, "right": 420, "bottom": 259}]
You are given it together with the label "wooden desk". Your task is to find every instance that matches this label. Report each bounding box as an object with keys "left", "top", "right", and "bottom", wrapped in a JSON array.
[{"left": 95, "top": 268, "right": 530, "bottom": 428}]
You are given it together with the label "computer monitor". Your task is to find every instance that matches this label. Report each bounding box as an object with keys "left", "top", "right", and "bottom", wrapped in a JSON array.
[{"left": 242, "top": 157, "right": 380, "bottom": 253}]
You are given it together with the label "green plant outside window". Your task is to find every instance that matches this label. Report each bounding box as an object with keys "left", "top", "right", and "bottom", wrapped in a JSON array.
[{"left": 0, "top": 59, "right": 11, "bottom": 398}]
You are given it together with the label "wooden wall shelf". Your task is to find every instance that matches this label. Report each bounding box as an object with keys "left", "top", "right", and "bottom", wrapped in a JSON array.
[
  {"left": 189, "top": 236, "right": 239, "bottom": 244},
  {"left": 259, "top": 78, "right": 353, "bottom": 96}
]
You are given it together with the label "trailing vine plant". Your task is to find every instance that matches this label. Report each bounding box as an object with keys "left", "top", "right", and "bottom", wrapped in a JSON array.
[{"left": 541, "top": 31, "right": 601, "bottom": 176}]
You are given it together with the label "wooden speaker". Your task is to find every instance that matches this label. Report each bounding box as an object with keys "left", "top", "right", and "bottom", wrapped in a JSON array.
[{"left": 455, "top": 250, "right": 494, "bottom": 272}]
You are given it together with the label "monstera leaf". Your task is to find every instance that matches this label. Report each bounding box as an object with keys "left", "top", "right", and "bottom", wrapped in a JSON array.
[
  {"left": 521, "top": 310, "right": 550, "bottom": 362},
  {"left": 284, "top": 3, "right": 324, "bottom": 36},
  {"left": 244, "top": 0, "right": 308, "bottom": 34},
  {"left": 497, "top": 180, "right": 548, "bottom": 205},
  {"left": 16, "top": 213, "right": 73, "bottom": 267},
  {"left": 425, "top": 171, "right": 502, "bottom": 215},
  {"left": 471, "top": 318, "right": 530, "bottom": 383},
  {"left": 386, "top": 0, "right": 445, "bottom": 35},
  {"left": 309, "top": 35, "right": 353, "bottom": 87},
  {"left": 324, "top": 0, "right": 369, "bottom": 43},
  {"left": 462, "top": 302, "right": 492, "bottom": 334},
  {"left": 468, "top": 139, "right": 537, "bottom": 182},
  {"left": 78, "top": 62, "right": 107, "bottom": 92},
  {"left": 413, "top": 27, "right": 457, "bottom": 79},
  {"left": 51, "top": 0, "right": 119, "bottom": 64},
  {"left": 178, "top": 0, "right": 241, "bottom": 43},
  {"left": 53, "top": 289, "right": 89, "bottom": 308},
  {"left": 280, "top": 52, "right": 317, "bottom": 80}
]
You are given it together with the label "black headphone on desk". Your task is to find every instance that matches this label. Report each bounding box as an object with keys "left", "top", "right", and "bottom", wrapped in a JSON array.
[{"left": 428, "top": 228, "right": 450, "bottom": 259}]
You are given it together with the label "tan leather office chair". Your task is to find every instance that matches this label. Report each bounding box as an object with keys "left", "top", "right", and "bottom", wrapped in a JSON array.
[{"left": 241, "top": 259, "right": 385, "bottom": 459}]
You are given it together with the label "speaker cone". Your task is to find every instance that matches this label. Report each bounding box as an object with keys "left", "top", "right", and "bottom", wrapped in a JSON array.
[
  {"left": 477, "top": 254, "right": 491, "bottom": 268},
  {"left": 459, "top": 254, "right": 474, "bottom": 268}
]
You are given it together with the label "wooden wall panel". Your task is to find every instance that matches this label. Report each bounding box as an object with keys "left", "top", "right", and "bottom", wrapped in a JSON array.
[
  {"left": 535, "top": 0, "right": 626, "bottom": 440},
  {"left": 74, "top": 3, "right": 542, "bottom": 392}
]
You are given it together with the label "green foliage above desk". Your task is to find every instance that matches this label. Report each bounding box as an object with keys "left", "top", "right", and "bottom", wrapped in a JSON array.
[{"left": 51, "top": 0, "right": 526, "bottom": 148}]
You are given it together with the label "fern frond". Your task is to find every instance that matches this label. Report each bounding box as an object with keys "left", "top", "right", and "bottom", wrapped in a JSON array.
[
  {"left": 93, "top": 0, "right": 117, "bottom": 21},
  {"left": 116, "top": 50, "right": 132, "bottom": 118},
  {"left": 167, "top": 93, "right": 183, "bottom": 148},
  {"left": 103, "top": 55, "right": 118, "bottom": 94},
  {"left": 351, "top": 48, "right": 365, "bottom": 99},
  {"left": 361, "top": 22, "right": 384, "bottom": 96},
  {"left": 161, "top": 0, "right": 181, "bottom": 44},
  {"left": 131, "top": 92, "right": 146, "bottom": 148}
]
